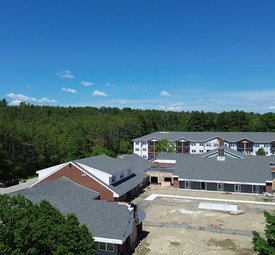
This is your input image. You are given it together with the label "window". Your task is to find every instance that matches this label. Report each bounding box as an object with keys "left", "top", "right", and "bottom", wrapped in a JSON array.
[
  {"left": 217, "top": 183, "right": 224, "bottom": 191},
  {"left": 99, "top": 242, "right": 114, "bottom": 252},
  {"left": 199, "top": 143, "right": 204, "bottom": 146},
  {"left": 99, "top": 242, "right": 106, "bottom": 250},
  {"left": 264, "top": 144, "right": 269, "bottom": 147},
  {"left": 199, "top": 150, "right": 204, "bottom": 153},
  {"left": 234, "top": 184, "right": 241, "bottom": 192},
  {"left": 254, "top": 143, "right": 259, "bottom": 147},
  {"left": 143, "top": 148, "right": 146, "bottom": 151},
  {"left": 229, "top": 143, "right": 235, "bottom": 147},
  {"left": 142, "top": 141, "right": 147, "bottom": 145},
  {"left": 190, "top": 142, "right": 196, "bottom": 146},
  {"left": 135, "top": 142, "right": 139, "bottom": 145},
  {"left": 191, "top": 149, "right": 196, "bottom": 153},
  {"left": 214, "top": 143, "right": 219, "bottom": 147},
  {"left": 206, "top": 143, "right": 211, "bottom": 147},
  {"left": 185, "top": 181, "right": 191, "bottom": 189},
  {"left": 135, "top": 148, "right": 139, "bottom": 151},
  {"left": 111, "top": 176, "right": 116, "bottom": 183}
]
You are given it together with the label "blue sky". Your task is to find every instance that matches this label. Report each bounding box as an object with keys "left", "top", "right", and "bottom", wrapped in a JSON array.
[{"left": 0, "top": 0, "right": 274, "bottom": 112}]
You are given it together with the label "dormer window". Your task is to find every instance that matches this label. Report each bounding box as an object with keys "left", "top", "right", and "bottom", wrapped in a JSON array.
[
  {"left": 120, "top": 173, "right": 124, "bottom": 179},
  {"left": 112, "top": 176, "right": 116, "bottom": 183}
]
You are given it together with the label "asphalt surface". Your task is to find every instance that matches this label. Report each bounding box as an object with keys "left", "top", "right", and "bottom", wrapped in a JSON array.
[{"left": 0, "top": 177, "right": 38, "bottom": 194}]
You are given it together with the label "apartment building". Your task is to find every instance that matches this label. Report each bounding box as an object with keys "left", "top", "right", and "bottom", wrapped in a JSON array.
[{"left": 133, "top": 131, "right": 275, "bottom": 159}]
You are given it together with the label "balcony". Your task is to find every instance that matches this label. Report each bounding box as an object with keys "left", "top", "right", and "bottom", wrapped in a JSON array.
[{"left": 175, "top": 142, "right": 190, "bottom": 154}]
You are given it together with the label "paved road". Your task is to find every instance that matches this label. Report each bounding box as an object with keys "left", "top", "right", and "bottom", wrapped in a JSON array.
[{"left": 0, "top": 177, "right": 38, "bottom": 194}]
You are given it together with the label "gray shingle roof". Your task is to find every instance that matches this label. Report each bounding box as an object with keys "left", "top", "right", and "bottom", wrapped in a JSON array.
[
  {"left": 202, "top": 146, "right": 248, "bottom": 159},
  {"left": 12, "top": 177, "right": 133, "bottom": 242},
  {"left": 74, "top": 154, "right": 151, "bottom": 196},
  {"left": 14, "top": 176, "right": 99, "bottom": 200},
  {"left": 118, "top": 154, "right": 153, "bottom": 174},
  {"left": 173, "top": 156, "right": 273, "bottom": 184},
  {"left": 134, "top": 131, "right": 275, "bottom": 143},
  {"left": 74, "top": 155, "right": 133, "bottom": 175}
]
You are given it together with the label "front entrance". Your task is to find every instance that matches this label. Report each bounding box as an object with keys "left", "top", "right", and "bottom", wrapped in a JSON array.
[
  {"left": 201, "top": 182, "right": 206, "bottom": 190},
  {"left": 164, "top": 177, "right": 172, "bottom": 185},
  {"left": 150, "top": 176, "right": 158, "bottom": 184}
]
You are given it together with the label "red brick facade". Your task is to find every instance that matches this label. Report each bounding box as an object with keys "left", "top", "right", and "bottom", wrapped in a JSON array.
[
  {"left": 39, "top": 164, "right": 115, "bottom": 201},
  {"left": 218, "top": 138, "right": 225, "bottom": 147},
  {"left": 265, "top": 182, "right": 273, "bottom": 193},
  {"left": 173, "top": 177, "right": 179, "bottom": 188},
  {"left": 153, "top": 162, "right": 176, "bottom": 167}
]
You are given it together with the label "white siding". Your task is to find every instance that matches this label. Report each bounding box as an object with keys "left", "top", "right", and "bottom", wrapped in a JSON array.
[
  {"left": 77, "top": 163, "right": 111, "bottom": 185},
  {"left": 133, "top": 141, "right": 143, "bottom": 157},
  {"left": 36, "top": 163, "right": 67, "bottom": 180}
]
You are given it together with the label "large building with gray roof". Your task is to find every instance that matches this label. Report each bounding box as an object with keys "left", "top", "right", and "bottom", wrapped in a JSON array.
[
  {"left": 133, "top": 131, "right": 275, "bottom": 158},
  {"left": 32, "top": 154, "right": 152, "bottom": 202},
  {"left": 148, "top": 148, "right": 274, "bottom": 194},
  {"left": 13, "top": 177, "right": 145, "bottom": 255}
]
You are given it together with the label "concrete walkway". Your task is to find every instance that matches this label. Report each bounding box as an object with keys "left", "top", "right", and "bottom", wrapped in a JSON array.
[
  {"left": 143, "top": 220, "right": 258, "bottom": 237},
  {"left": 145, "top": 193, "right": 275, "bottom": 206},
  {"left": 0, "top": 177, "right": 38, "bottom": 194}
]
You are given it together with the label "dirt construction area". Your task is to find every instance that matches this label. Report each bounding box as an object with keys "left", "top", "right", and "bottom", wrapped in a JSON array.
[{"left": 133, "top": 186, "right": 275, "bottom": 255}]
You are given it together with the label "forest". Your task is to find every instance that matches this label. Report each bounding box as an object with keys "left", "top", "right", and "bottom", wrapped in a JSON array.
[{"left": 0, "top": 98, "right": 274, "bottom": 180}]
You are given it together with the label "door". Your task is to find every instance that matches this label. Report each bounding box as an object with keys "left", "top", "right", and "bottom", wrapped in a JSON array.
[{"left": 252, "top": 185, "right": 259, "bottom": 193}]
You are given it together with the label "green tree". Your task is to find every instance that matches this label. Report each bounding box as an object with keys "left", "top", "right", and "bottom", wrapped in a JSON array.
[
  {"left": 0, "top": 194, "right": 96, "bottom": 255},
  {"left": 156, "top": 139, "right": 176, "bottom": 153},
  {"left": 252, "top": 211, "right": 275, "bottom": 255},
  {"left": 91, "top": 145, "right": 115, "bottom": 157},
  {"left": 257, "top": 148, "right": 266, "bottom": 156}
]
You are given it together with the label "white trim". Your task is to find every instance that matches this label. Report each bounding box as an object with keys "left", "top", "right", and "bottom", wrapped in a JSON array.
[
  {"left": 234, "top": 183, "right": 241, "bottom": 192},
  {"left": 153, "top": 159, "right": 176, "bottom": 164},
  {"left": 145, "top": 193, "right": 275, "bottom": 205},
  {"left": 94, "top": 237, "right": 123, "bottom": 245},
  {"left": 185, "top": 181, "right": 191, "bottom": 189},
  {"left": 30, "top": 162, "right": 119, "bottom": 197},
  {"left": 217, "top": 182, "right": 224, "bottom": 191},
  {"left": 35, "top": 163, "right": 68, "bottom": 179},
  {"left": 77, "top": 163, "right": 111, "bottom": 185},
  {"left": 177, "top": 178, "right": 266, "bottom": 186}
]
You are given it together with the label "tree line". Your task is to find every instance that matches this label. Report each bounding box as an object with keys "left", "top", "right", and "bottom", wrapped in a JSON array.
[{"left": 0, "top": 99, "right": 274, "bottom": 179}]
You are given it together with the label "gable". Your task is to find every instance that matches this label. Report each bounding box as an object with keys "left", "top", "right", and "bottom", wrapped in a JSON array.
[{"left": 35, "top": 163, "right": 116, "bottom": 201}]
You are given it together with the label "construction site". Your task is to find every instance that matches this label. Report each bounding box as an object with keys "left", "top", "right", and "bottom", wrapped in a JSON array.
[{"left": 133, "top": 186, "right": 275, "bottom": 255}]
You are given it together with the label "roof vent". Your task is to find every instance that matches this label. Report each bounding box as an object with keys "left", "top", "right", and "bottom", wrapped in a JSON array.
[{"left": 217, "top": 156, "right": 225, "bottom": 161}]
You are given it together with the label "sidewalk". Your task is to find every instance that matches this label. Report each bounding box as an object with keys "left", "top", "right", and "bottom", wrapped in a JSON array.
[{"left": 145, "top": 193, "right": 275, "bottom": 206}]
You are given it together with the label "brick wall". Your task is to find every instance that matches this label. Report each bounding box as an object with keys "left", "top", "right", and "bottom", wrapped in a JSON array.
[
  {"left": 173, "top": 177, "right": 179, "bottom": 188},
  {"left": 265, "top": 182, "right": 273, "bottom": 193}
]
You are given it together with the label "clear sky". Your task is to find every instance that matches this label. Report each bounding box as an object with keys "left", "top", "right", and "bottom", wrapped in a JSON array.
[{"left": 0, "top": 0, "right": 274, "bottom": 112}]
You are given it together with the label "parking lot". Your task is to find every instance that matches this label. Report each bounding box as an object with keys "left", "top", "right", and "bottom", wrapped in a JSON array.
[{"left": 133, "top": 186, "right": 275, "bottom": 255}]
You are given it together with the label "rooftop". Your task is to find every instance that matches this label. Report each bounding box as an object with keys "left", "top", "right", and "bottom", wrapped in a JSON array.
[
  {"left": 134, "top": 131, "right": 275, "bottom": 143},
  {"left": 12, "top": 177, "right": 133, "bottom": 242}
]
